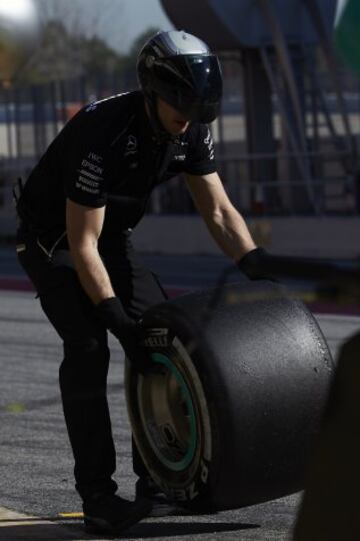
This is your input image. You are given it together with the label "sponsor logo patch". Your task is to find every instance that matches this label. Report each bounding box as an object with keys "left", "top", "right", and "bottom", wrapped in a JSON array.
[
  {"left": 204, "top": 128, "right": 215, "bottom": 160},
  {"left": 75, "top": 151, "right": 105, "bottom": 195}
]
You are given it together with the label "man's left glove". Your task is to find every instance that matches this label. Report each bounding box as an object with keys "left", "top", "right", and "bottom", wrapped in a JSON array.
[
  {"left": 237, "top": 247, "right": 276, "bottom": 281},
  {"left": 95, "top": 297, "right": 148, "bottom": 371}
]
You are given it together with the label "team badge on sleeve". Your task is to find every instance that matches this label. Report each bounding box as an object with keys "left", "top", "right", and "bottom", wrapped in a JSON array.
[{"left": 76, "top": 151, "right": 104, "bottom": 195}]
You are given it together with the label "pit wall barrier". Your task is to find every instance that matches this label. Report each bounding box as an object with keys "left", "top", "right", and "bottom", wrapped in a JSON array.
[
  {"left": 132, "top": 216, "right": 360, "bottom": 259},
  {"left": 1, "top": 214, "right": 359, "bottom": 259}
]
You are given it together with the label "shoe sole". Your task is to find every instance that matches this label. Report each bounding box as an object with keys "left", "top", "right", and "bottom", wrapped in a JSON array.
[
  {"left": 146, "top": 500, "right": 218, "bottom": 518},
  {"left": 147, "top": 503, "right": 194, "bottom": 518},
  {"left": 84, "top": 499, "right": 152, "bottom": 535}
]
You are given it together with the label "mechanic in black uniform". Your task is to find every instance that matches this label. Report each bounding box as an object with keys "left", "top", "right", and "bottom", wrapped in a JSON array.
[{"left": 15, "top": 30, "right": 264, "bottom": 535}]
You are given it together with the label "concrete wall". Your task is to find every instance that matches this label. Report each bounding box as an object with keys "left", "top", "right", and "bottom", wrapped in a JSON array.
[
  {"left": 132, "top": 215, "right": 360, "bottom": 259},
  {"left": 2, "top": 206, "right": 359, "bottom": 259}
]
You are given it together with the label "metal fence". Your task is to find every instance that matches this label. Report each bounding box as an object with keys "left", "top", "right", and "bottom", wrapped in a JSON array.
[{"left": 0, "top": 57, "right": 359, "bottom": 232}]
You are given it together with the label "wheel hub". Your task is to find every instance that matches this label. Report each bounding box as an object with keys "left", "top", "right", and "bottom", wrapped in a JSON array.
[{"left": 137, "top": 352, "right": 198, "bottom": 471}]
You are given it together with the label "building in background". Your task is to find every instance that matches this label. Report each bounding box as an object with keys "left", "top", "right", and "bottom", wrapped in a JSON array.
[{"left": 0, "top": 0, "right": 359, "bottom": 238}]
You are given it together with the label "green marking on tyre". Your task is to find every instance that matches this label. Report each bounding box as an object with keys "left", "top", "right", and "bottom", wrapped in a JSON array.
[{"left": 149, "top": 352, "right": 197, "bottom": 471}]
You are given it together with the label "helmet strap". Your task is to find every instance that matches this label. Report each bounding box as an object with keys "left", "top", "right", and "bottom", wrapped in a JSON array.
[{"left": 145, "top": 92, "right": 176, "bottom": 144}]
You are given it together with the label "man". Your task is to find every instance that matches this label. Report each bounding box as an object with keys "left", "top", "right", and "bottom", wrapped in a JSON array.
[{"left": 15, "top": 30, "right": 263, "bottom": 535}]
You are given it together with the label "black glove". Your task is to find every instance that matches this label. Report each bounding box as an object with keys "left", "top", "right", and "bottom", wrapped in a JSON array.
[
  {"left": 95, "top": 297, "right": 148, "bottom": 370},
  {"left": 237, "top": 247, "right": 276, "bottom": 281}
]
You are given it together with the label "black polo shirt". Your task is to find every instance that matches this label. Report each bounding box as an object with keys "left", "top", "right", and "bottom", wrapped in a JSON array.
[{"left": 19, "top": 90, "right": 217, "bottom": 238}]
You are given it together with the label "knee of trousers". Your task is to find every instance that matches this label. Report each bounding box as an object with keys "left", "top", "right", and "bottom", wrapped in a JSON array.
[{"left": 60, "top": 337, "right": 110, "bottom": 388}]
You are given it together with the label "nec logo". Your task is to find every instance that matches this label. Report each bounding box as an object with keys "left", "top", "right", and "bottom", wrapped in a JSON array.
[{"left": 88, "top": 152, "right": 102, "bottom": 163}]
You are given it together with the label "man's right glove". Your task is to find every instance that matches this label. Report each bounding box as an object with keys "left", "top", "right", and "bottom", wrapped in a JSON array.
[
  {"left": 95, "top": 297, "right": 148, "bottom": 370},
  {"left": 237, "top": 247, "right": 276, "bottom": 281}
]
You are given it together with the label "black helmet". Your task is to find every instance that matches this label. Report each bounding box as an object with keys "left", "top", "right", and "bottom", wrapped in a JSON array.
[{"left": 137, "top": 30, "right": 223, "bottom": 124}]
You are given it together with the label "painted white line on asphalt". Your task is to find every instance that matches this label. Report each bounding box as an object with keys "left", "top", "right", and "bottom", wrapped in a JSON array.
[
  {"left": 0, "top": 506, "right": 83, "bottom": 540},
  {"left": 0, "top": 505, "right": 54, "bottom": 527}
]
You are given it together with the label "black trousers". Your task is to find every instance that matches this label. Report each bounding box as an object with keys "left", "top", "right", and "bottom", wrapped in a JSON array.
[{"left": 16, "top": 228, "right": 167, "bottom": 501}]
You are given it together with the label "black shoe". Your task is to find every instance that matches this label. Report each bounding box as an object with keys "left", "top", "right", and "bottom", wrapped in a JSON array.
[
  {"left": 83, "top": 493, "right": 152, "bottom": 535},
  {"left": 135, "top": 478, "right": 199, "bottom": 517},
  {"left": 144, "top": 492, "right": 194, "bottom": 517}
]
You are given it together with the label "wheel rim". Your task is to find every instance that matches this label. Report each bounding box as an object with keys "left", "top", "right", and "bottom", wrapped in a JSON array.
[{"left": 137, "top": 352, "right": 198, "bottom": 472}]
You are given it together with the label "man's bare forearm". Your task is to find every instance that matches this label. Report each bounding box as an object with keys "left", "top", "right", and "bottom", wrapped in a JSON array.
[
  {"left": 206, "top": 206, "right": 256, "bottom": 261},
  {"left": 70, "top": 245, "right": 115, "bottom": 305}
]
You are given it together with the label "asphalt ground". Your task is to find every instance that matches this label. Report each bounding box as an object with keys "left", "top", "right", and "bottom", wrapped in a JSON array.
[{"left": 0, "top": 248, "right": 360, "bottom": 540}]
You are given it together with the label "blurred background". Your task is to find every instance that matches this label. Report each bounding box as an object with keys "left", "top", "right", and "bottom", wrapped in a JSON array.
[{"left": 0, "top": 0, "right": 359, "bottom": 258}]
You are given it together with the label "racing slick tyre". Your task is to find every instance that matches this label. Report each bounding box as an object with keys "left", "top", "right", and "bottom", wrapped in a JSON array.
[{"left": 125, "top": 280, "right": 334, "bottom": 512}]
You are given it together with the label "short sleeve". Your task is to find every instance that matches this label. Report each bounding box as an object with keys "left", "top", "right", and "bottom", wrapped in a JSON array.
[
  {"left": 64, "top": 148, "right": 108, "bottom": 208},
  {"left": 183, "top": 124, "right": 217, "bottom": 176}
]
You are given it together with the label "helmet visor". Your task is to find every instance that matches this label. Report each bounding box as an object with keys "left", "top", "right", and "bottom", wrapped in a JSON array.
[{"left": 152, "top": 54, "right": 223, "bottom": 123}]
